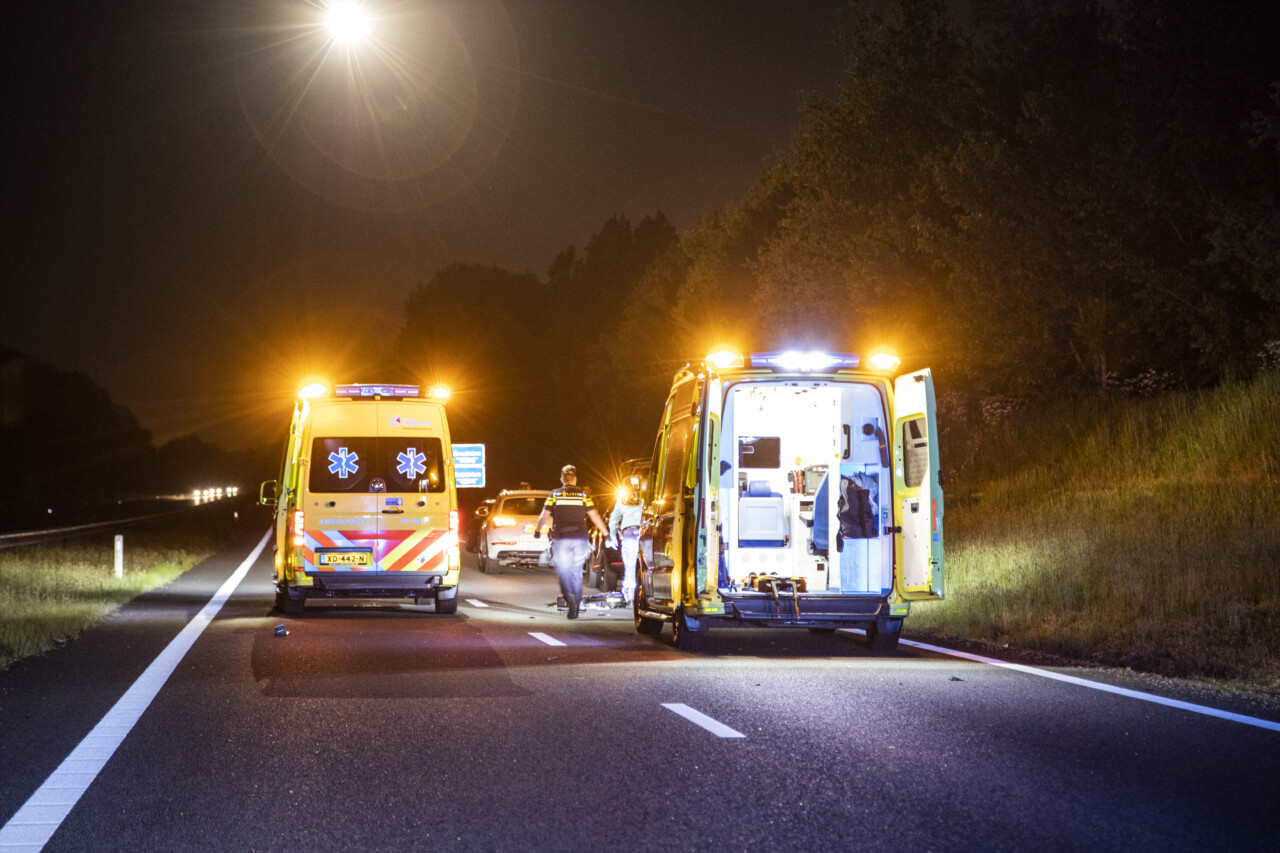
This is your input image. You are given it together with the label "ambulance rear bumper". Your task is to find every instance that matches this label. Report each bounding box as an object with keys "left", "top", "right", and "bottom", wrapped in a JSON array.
[
  {"left": 302, "top": 571, "right": 453, "bottom": 598},
  {"left": 719, "top": 592, "right": 888, "bottom": 627}
]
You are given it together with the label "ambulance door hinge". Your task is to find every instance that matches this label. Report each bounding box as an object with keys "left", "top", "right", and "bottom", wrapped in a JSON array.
[{"left": 884, "top": 525, "right": 902, "bottom": 535}]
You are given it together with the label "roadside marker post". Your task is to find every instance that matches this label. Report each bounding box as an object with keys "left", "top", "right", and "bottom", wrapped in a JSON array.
[{"left": 113, "top": 535, "right": 123, "bottom": 580}]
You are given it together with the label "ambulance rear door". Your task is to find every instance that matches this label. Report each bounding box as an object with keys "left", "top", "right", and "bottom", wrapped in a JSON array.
[
  {"left": 694, "top": 373, "right": 722, "bottom": 604},
  {"left": 372, "top": 400, "right": 453, "bottom": 576},
  {"left": 892, "top": 369, "right": 945, "bottom": 600},
  {"left": 304, "top": 404, "right": 381, "bottom": 577}
]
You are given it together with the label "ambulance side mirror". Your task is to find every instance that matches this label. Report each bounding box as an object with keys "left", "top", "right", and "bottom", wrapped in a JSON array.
[{"left": 259, "top": 480, "right": 278, "bottom": 507}]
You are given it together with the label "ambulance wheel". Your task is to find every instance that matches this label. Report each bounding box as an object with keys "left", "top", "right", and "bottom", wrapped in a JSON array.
[
  {"left": 865, "top": 623, "right": 900, "bottom": 653},
  {"left": 279, "top": 586, "right": 306, "bottom": 617},
  {"left": 634, "top": 594, "right": 663, "bottom": 636},
  {"left": 672, "top": 609, "right": 706, "bottom": 652},
  {"left": 435, "top": 588, "right": 458, "bottom": 615},
  {"left": 582, "top": 557, "right": 599, "bottom": 590}
]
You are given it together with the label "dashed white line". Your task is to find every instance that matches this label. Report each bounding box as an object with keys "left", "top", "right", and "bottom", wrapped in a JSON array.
[
  {"left": 0, "top": 530, "right": 271, "bottom": 853},
  {"left": 465, "top": 599, "right": 488, "bottom": 608},
  {"left": 529, "top": 632, "right": 566, "bottom": 647},
  {"left": 662, "top": 703, "right": 746, "bottom": 738},
  {"left": 839, "top": 629, "right": 1280, "bottom": 734}
]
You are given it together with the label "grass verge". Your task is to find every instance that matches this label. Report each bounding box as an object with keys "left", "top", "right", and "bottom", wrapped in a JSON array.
[
  {"left": 912, "top": 372, "right": 1280, "bottom": 693},
  {"left": 0, "top": 505, "right": 239, "bottom": 671}
]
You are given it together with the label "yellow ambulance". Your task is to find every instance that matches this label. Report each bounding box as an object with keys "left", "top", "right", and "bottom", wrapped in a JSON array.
[
  {"left": 259, "top": 383, "right": 460, "bottom": 615},
  {"left": 634, "top": 350, "right": 944, "bottom": 650}
]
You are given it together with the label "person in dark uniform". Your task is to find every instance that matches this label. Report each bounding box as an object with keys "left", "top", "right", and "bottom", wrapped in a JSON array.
[{"left": 533, "top": 464, "right": 609, "bottom": 619}]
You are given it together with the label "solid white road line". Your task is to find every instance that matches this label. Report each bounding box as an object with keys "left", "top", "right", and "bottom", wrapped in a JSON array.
[
  {"left": 529, "top": 632, "right": 566, "bottom": 647},
  {"left": 0, "top": 530, "right": 271, "bottom": 852},
  {"left": 662, "top": 703, "right": 746, "bottom": 738},
  {"left": 839, "top": 630, "right": 1280, "bottom": 734},
  {"left": 465, "top": 599, "right": 489, "bottom": 607}
]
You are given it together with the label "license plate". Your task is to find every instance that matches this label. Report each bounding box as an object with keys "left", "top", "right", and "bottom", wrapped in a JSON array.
[{"left": 319, "top": 551, "right": 371, "bottom": 567}]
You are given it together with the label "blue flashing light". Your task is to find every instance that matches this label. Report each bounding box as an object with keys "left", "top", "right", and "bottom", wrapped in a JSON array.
[
  {"left": 334, "top": 384, "right": 421, "bottom": 399},
  {"left": 749, "top": 351, "right": 860, "bottom": 371}
]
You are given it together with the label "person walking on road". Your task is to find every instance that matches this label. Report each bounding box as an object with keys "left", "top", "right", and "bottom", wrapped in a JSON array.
[
  {"left": 534, "top": 464, "right": 609, "bottom": 619},
  {"left": 608, "top": 476, "right": 643, "bottom": 605}
]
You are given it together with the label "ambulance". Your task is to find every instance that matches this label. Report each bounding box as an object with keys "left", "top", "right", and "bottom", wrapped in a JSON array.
[
  {"left": 634, "top": 350, "right": 944, "bottom": 651},
  {"left": 259, "top": 383, "right": 461, "bottom": 615}
]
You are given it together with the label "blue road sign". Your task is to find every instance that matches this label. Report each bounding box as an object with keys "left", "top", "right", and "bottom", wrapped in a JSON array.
[{"left": 452, "top": 443, "right": 485, "bottom": 488}]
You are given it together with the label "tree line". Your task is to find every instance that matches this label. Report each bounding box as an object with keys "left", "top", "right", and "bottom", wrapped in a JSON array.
[
  {"left": 0, "top": 344, "right": 270, "bottom": 527},
  {"left": 391, "top": 0, "right": 1280, "bottom": 493},
  {"left": 9, "top": 0, "right": 1276, "bottom": 508}
]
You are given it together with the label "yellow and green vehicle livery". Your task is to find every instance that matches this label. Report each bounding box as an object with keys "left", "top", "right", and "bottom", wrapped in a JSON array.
[
  {"left": 634, "top": 350, "right": 944, "bottom": 651},
  {"left": 260, "top": 383, "right": 461, "bottom": 615}
]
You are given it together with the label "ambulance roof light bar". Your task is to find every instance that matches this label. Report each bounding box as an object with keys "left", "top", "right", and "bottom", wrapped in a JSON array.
[
  {"left": 333, "top": 384, "right": 421, "bottom": 399},
  {"left": 705, "top": 350, "right": 743, "bottom": 369},
  {"left": 749, "top": 351, "right": 860, "bottom": 371},
  {"left": 866, "top": 351, "right": 901, "bottom": 372},
  {"left": 298, "top": 382, "right": 328, "bottom": 399}
]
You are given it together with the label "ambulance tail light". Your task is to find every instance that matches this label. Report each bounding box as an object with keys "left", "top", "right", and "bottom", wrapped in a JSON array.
[
  {"left": 291, "top": 510, "right": 305, "bottom": 547},
  {"left": 492, "top": 516, "right": 516, "bottom": 527}
]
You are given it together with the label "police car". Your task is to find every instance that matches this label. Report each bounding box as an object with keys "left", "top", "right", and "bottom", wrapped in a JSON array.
[{"left": 477, "top": 489, "right": 552, "bottom": 573}]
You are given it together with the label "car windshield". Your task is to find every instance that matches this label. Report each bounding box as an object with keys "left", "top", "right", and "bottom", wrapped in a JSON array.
[
  {"left": 499, "top": 496, "right": 545, "bottom": 516},
  {"left": 309, "top": 437, "right": 446, "bottom": 493}
]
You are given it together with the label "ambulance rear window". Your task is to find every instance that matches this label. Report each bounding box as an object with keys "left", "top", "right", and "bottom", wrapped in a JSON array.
[
  {"left": 902, "top": 418, "right": 929, "bottom": 489},
  {"left": 310, "top": 437, "right": 446, "bottom": 493},
  {"left": 499, "top": 497, "right": 544, "bottom": 516},
  {"left": 738, "top": 436, "right": 781, "bottom": 469}
]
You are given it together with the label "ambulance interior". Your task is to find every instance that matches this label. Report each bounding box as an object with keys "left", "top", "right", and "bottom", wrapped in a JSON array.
[{"left": 718, "top": 381, "right": 892, "bottom": 596}]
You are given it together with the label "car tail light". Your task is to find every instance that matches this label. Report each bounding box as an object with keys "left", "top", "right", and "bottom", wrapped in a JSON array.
[{"left": 291, "top": 510, "right": 305, "bottom": 547}]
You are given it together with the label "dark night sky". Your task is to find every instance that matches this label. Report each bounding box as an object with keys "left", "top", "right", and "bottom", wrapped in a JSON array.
[{"left": 3, "top": 1, "right": 843, "bottom": 451}]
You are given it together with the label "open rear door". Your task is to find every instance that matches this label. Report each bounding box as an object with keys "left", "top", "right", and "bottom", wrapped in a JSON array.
[
  {"left": 893, "top": 369, "right": 945, "bottom": 600},
  {"left": 695, "top": 375, "right": 722, "bottom": 600}
]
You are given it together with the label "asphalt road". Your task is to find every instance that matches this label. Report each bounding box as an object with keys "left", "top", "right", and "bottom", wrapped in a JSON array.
[{"left": 2, "top": 528, "right": 1279, "bottom": 851}]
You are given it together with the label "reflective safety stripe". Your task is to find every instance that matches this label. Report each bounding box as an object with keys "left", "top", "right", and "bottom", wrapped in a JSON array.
[
  {"left": 302, "top": 527, "right": 455, "bottom": 572},
  {"left": 382, "top": 529, "right": 454, "bottom": 572}
]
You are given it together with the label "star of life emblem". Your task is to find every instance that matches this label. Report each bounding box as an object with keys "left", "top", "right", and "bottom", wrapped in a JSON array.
[
  {"left": 396, "top": 447, "right": 427, "bottom": 478},
  {"left": 328, "top": 447, "right": 360, "bottom": 479}
]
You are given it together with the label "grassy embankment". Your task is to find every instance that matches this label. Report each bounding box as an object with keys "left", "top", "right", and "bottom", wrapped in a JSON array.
[
  {"left": 910, "top": 372, "right": 1280, "bottom": 692},
  {"left": 0, "top": 507, "right": 234, "bottom": 671}
]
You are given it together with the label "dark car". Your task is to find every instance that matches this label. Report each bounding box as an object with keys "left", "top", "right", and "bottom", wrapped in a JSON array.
[{"left": 465, "top": 499, "right": 495, "bottom": 553}]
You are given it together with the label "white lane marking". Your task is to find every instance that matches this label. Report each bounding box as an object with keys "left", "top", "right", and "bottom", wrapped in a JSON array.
[
  {"left": 465, "top": 599, "right": 488, "bottom": 608},
  {"left": 529, "top": 632, "right": 566, "bottom": 647},
  {"left": 662, "top": 703, "right": 746, "bottom": 738},
  {"left": 840, "top": 630, "right": 1280, "bottom": 734},
  {"left": 0, "top": 530, "right": 271, "bottom": 852}
]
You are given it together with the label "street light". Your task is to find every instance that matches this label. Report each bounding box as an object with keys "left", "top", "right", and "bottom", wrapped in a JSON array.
[{"left": 325, "top": 1, "right": 371, "bottom": 45}]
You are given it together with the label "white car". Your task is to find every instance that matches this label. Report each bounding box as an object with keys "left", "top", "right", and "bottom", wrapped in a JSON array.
[{"left": 477, "top": 490, "right": 551, "bottom": 574}]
